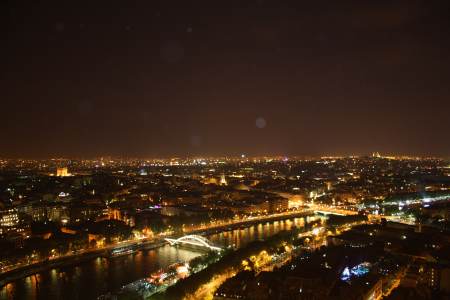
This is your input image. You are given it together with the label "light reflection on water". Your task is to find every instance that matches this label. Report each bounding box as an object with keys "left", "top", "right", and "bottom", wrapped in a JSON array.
[
  {"left": 208, "top": 216, "right": 308, "bottom": 249},
  {"left": 0, "top": 215, "right": 319, "bottom": 300}
]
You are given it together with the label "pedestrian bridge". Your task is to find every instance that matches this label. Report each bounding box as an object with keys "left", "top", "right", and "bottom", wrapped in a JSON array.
[
  {"left": 314, "top": 208, "right": 358, "bottom": 216},
  {"left": 165, "top": 235, "right": 222, "bottom": 251}
]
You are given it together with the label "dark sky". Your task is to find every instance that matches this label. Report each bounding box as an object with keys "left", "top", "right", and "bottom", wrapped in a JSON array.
[{"left": 2, "top": 0, "right": 450, "bottom": 158}]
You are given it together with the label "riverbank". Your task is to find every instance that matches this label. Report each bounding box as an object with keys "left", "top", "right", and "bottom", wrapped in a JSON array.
[
  {"left": 0, "top": 240, "right": 166, "bottom": 288},
  {"left": 0, "top": 210, "right": 313, "bottom": 287}
]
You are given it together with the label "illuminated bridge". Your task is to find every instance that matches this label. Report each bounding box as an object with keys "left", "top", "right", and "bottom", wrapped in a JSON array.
[
  {"left": 165, "top": 235, "right": 222, "bottom": 251},
  {"left": 313, "top": 207, "right": 358, "bottom": 216}
]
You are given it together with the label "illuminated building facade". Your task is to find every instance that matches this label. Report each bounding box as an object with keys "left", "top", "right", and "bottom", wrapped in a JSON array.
[
  {"left": 47, "top": 206, "right": 70, "bottom": 223},
  {"left": 219, "top": 174, "right": 228, "bottom": 186},
  {"left": 0, "top": 209, "right": 19, "bottom": 227},
  {"left": 56, "top": 167, "right": 70, "bottom": 177},
  {"left": 0, "top": 209, "right": 20, "bottom": 235}
]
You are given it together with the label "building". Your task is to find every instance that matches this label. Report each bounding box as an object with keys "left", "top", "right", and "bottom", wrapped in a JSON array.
[
  {"left": 0, "top": 209, "right": 20, "bottom": 235},
  {"left": 70, "top": 204, "right": 107, "bottom": 223},
  {"left": 226, "top": 200, "right": 270, "bottom": 215},
  {"left": 47, "top": 205, "right": 70, "bottom": 224},
  {"left": 56, "top": 167, "right": 70, "bottom": 177},
  {"left": 108, "top": 207, "right": 135, "bottom": 227},
  {"left": 219, "top": 174, "right": 228, "bottom": 186},
  {"left": 109, "top": 207, "right": 122, "bottom": 220},
  {"left": 31, "top": 205, "right": 47, "bottom": 222},
  {"left": 0, "top": 209, "right": 19, "bottom": 228}
]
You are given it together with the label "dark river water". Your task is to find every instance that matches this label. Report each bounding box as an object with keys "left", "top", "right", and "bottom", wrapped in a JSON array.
[{"left": 0, "top": 215, "right": 319, "bottom": 300}]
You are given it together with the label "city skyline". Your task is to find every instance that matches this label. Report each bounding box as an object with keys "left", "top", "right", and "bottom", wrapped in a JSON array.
[
  {"left": 0, "top": 155, "right": 449, "bottom": 299},
  {"left": 1, "top": 153, "right": 449, "bottom": 161}
]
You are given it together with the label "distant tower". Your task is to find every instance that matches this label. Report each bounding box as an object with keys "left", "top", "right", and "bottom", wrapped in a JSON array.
[
  {"left": 415, "top": 219, "right": 422, "bottom": 233},
  {"left": 416, "top": 222, "right": 422, "bottom": 233},
  {"left": 372, "top": 152, "right": 381, "bottom": 158},
  {"left": 219, "top": 174, "right": 228, "bottom": 186},
  {"left": 56, "top": 167, "right": 69, "bottom": 177}
]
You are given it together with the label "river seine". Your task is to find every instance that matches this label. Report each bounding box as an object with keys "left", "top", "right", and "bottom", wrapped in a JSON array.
[{"left": 0, "top": 215, "right": 318, "bottom": 300}]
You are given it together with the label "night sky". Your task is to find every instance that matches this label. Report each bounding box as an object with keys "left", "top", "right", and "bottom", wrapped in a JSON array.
[{"left": 3, "top": 0, "right": 450, "bottom": 158}]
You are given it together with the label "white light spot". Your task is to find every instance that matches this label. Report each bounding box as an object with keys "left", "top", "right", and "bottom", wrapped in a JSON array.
[{"left": 255, "top": 117, "right": 266, "bottom": 129}]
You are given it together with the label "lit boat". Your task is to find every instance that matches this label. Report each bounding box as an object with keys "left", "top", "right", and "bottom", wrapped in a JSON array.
[
  {"left": 98, "top": 261, "right": 190, "bottom": 299},
  {"left": 109, "top": 247, "right": 135, "bottom": 257}
]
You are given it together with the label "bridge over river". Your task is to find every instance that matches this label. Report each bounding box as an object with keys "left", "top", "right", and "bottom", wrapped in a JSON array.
[{"left": 165, "top": 235, "right": 222, "bottom": 251}]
